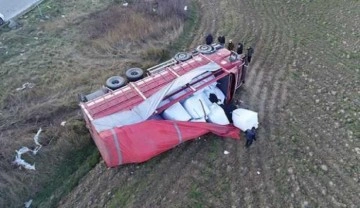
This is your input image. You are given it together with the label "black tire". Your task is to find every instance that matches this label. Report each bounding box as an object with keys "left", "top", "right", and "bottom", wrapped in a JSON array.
[
  {"left": 0, "top": 18, "right": 4, "bottom": 26},
  {"left": 106, "top": 76, "right": 127, "bottom": 90},
  {"left": 174, "top": 52, "right": 192, "bottom": 62},
  {"left": 126, "top": 68, "right": 144, "bottom": 82},
  {"left": 196, "top": 45, "right": 214, "bottom": 54}
]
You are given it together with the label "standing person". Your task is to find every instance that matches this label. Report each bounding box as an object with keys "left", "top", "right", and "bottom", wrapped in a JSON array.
[
  {"left": 236, "top": 42, "right": 243, "bottom": 54},
  {"left": 245, "top": 127, "right": 256, "bottom": 148},
  {"left": 205, "top": 34, "right": 214, "bottom": 45},
  {"left": 247, "top": 47, "right": 254, "bottom": 63},
  {"left": 217, "top": 35, "right": 225, "bottom": 46},
  {"left": 227, "top": 40, "right": 235, "bottom": 51},
  {"left": 220, "top": 102, "right": 237, "bottom": 123},
  {"left": 240, "top": 64, "right": 247, "bottom": 84}
]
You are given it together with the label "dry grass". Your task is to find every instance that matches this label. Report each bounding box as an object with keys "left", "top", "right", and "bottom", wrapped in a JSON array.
[
  {"left": 82, "top": 0, "right": 188, "bottom": 57},
  {"left": 0, "top": 0, "right": 188, "bottom": 207}
]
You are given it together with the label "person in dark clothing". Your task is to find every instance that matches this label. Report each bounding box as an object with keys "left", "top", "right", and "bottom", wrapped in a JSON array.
[
  {"left": 209, "top": 93, "right": 220, "bottom": 104},
  {"left": 205, "top": 34, "right": 214, "bottom": 45},
  {"left": 245, "top": 127, "right": 256, "bottom": 148},
  {"left": 227, "top": 40, "right": 235, "bottom": 51},
  {"left": 217, "top": 35, "right": 225, "bottom": 46},
  {"left": 208, "top": 93, "right": 237, "bottom": 123},
  {"left": 220, "top": 102, "right": 237, "bottom": 123},
  {"left": 247, "top": 47, "right": 254, "bottom": 63},
  {"left": 240, "top": 65, "right": 247, "bottom": 84},
  {"left": 236, "top": 43, "right": 243, "bottom": 54}
]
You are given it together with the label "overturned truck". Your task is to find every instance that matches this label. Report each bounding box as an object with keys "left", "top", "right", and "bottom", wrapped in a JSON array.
[{"left": 79, "top": 44, "right": 250, "bottom": 167}]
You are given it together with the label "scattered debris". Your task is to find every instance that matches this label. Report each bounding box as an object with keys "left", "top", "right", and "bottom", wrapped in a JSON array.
[
  {"left": 256, "top": 171, "right": 261, "bottom": 175},
  {"left": 24, "top": 199, "right": 32, "bottom": 208},
  {"left": 14, "top": 148, "right": 35, "bottom": 170},
  {"left": 123, "top": 2, "right": 128, "bottom": 7},
  {"left": 184, "top": 6, "right": 188, "bottom": 11},
  {"left": 60, "top": 121, "right": 67, "bottom": 126},
  {"left": 288, "top": 167, "right": 294, "bottom": 174},
  {"left": 16, "top": 82, "right": 35, "bottom": 91},
  {"left": 13, "top": 128, "right": 43, "bottom": 170},
  {"left": 321, "top": 164, "right": 328, "bottom": 171},
  {"left": 224, "top": 150, "right": 230, "bottom": 155}
]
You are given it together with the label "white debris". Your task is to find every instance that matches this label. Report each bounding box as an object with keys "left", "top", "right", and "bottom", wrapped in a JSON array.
[
  {"left": 122, "top": 2, "right": 128, "bottom": 7},
  {"left": 16, "top": 82, "right": 35, "bottom": 91},
  {"left": 13, "top": 128, "right": 43, "bottom": 170},
  {"left": 224, "top": 150, "right": 230, "bottom": 155},
  {"left": 184, "top": 6, "right": 188, "bottom": 11},
  {"left": 60, "top": 121, "right": 66, "bottom": 126},
  {"left": 321, "top": 164, "right": 328, "bottom": 171},
  {"left": 24, "top": 199, "right": 32, "bottom": 208},
  {"left": 33, "top": 128, "right": 42, "bottom": 147},
  {"left": 256, "top": 171, "right": 261, "bottom": 175},
  {"left": 14, "top": 151, "right": 35, "bottom": 170}
]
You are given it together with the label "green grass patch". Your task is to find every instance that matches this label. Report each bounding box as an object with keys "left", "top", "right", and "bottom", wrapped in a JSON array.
[
  {"left": 188, "top": 184, "right": 204, "bottom": 208},
  {"left": 168, "top": 0, "right": 201, "bottom": 54},
  {"left": 32, "top": 142, "right": 100, "bottom": 208}
]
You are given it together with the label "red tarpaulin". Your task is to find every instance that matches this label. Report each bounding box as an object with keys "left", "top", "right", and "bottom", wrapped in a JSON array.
[{"left": 95, "top": 120, "right": 240, "bottom": 167}]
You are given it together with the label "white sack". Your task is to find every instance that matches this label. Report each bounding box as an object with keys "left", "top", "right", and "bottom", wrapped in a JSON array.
[
  {"left": 207, "top": 103, "right": 230, "bottom": 125},
  {"left": 162, "top": 102, "right": 192, "bottom": 121},
  {"left": 232, "top": 108, "right": 259, "bottom": 131},
  {"left": 182, "top": 94, "right": 210, "bottom": 119}
]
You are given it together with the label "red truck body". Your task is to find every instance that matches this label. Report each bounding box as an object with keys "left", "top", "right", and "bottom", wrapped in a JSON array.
[{"left": 80, "top": 45, "right": 247, "bottom": 167}]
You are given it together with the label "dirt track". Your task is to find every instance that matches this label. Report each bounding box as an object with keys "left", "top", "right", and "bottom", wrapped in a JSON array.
[{"left": 58, "top": 0, "right": 359, "bottom": 207}]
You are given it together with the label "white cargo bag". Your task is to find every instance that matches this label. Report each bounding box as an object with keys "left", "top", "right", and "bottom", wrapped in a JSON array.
[
  {"left": 182, "top": 94, "right": 210, "bottom": 119},
  {"left": 207, "top": 103, "right": 230, "bottom": 125},
  {"left": 162, "top": 102, "right": 192, "bottom": 121},
  {"left": 232, "top": 108, "right": 259, "bottom": 131}
]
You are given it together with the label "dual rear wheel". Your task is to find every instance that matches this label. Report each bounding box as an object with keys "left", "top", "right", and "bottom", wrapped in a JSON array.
[{"left": 105, "top": 68, "right": 144, "bottom": 90}]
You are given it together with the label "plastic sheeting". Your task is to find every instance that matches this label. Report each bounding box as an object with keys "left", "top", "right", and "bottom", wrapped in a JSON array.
[
  {"left": 92, "top": 62, "right": 221, "bottom": 132},
  {"left": 13, "top": 128, "right": 42, "bottom": 170},
  {"left": 94, "top": 120, "right": 240, "bottom": 167}
]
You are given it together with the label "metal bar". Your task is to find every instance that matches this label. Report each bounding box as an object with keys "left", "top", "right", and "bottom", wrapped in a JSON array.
[
  {"left": 129, "top": 82, "right": 147, "bottom": 100},
  {"left": 147, "top": 58, "right": 177, "bottom": 75}
]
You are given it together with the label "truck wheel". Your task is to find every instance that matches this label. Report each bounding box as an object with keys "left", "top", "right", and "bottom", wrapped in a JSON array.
[
  {"left": 196, "top": 45, "right": 214, "bottom": 54},
  {"left": 126, "top": 68, "right": 144, "bottom": 82},
  {"left": 106, "top": 76, "right": 127, "bottom": 90},
  {"left": 174, "top": 52, "right": 191, "bottom": 62}
]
